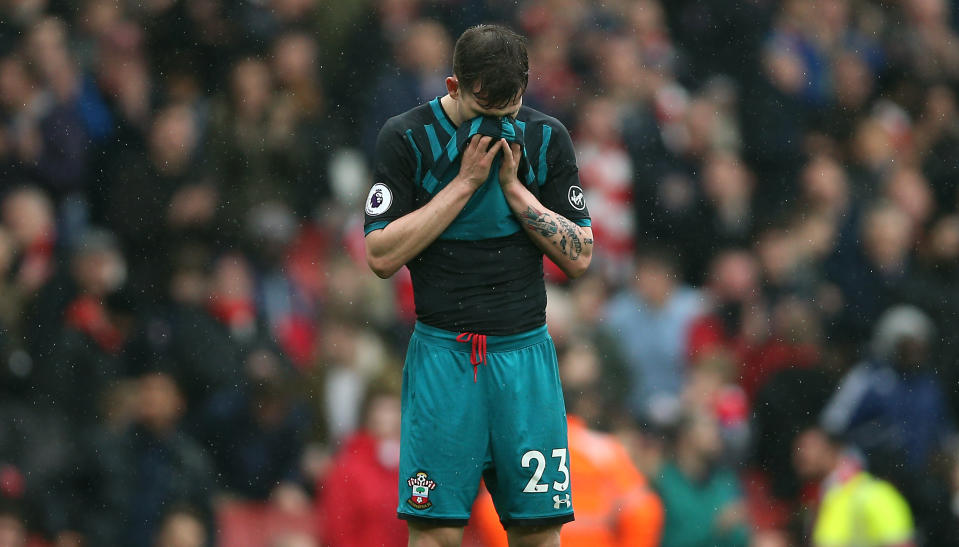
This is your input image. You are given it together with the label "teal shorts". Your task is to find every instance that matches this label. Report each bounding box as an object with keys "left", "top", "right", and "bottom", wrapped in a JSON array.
[{"left": 397, "top": 321, "right": 574, "bottom": 528}]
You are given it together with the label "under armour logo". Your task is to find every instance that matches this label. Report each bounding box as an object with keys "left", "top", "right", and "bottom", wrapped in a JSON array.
[{"left": 553, "top": 494, "right": 571, "bottom": 509}]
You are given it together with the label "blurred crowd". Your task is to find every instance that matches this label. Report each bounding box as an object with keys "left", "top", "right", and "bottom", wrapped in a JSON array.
[{"left": 2, "top": 0, "right": 959, "bottom": 546}]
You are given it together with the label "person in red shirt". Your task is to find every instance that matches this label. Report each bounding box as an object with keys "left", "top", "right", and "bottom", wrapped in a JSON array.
[{"left": 317, "top": 387, "right": 406, "bottom": 547}]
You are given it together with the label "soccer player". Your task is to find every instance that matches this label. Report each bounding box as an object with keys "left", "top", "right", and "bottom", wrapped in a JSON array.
[{"left": 364, "top": 24, "right": 593, "bottom": 547}]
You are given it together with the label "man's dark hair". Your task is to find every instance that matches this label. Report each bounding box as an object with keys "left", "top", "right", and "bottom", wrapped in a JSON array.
[{"left": 453, "top": 24, "right": 529, "bottom": 109}]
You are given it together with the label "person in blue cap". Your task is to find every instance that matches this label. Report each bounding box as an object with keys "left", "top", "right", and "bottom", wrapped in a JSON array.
[{"left": 363, "top": 23, "right": 593, "bottom": 547}]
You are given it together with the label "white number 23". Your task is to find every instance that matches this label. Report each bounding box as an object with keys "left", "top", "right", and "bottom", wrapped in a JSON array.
[{"left": 521, "top": 449, "right": 569, "bottom": 493}]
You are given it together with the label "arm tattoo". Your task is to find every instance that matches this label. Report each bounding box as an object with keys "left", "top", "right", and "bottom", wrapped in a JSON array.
[
  {"left": 523, "top": 206, "right": 590, "bottom": 260},
  {"left": 557, "top": 216, "right": 583, "bottom": 259},
  {"left": 523, "top": 206, "right": 558, "bottom": 236}
]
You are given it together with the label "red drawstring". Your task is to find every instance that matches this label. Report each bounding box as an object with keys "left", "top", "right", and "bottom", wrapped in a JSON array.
[{"left": 456, "top": 332, "right": 487, "bottom": 382}]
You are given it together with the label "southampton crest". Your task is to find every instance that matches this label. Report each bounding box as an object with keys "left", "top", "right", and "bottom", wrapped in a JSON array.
[{"left": 406, "top": 471, "right": 437, "bottom": 509}]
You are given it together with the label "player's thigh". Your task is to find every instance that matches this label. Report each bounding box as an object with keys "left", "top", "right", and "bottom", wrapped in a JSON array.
[
  {"left": 398, "top": 334, "right": 490, "bottom": 522},
  {"left": 506, "top": 524, "right": 562, "bottom": 547},
  {"left": 485, "top": 338, "right": 573, "bottom": 526},
  {"left": 407, "top": 521, "right": 464, "bottom": 547}
]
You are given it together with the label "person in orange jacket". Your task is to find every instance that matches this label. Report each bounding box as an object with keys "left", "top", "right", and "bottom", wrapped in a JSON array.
[{"left": 467, "top": 411, "right": 664, "bottom": 547}]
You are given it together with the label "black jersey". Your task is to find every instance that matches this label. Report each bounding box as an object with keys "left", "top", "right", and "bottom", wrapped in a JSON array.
[{"left": 364, "top": 98, "right": 590, "bottom": 335}]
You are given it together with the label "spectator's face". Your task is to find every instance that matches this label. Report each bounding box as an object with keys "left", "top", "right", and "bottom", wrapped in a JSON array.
[
  {"left": 149, "top": 106, "right": 198, "bottom": 162},
  {"left": 599, "top": 38, "right": 645, "bottom": 95},
  {"left": 0, "top": 514, "right": 26, "bottom": 547},
  {"left": 271, "top": 0, "right": 315, "bottom": 21},
  {"left": 570, "top": 274, "right": 605, "bottom": 325},
  {"left": 833, "top": 52, "right": 872, "bottom": 108},
  {"left": 795, "top": 214, "right": 838, "bottom": 260},
  {"left": 885, "top": 168, "right": 933, "bottom": 227},
  {"left": 907, "top": 0, "right": 946, "bottom": 24},
  {"left": 928, "top": 215, "right": 959, "bottom": 262},
  {"left": 703, "top": 153, "right": 751, "bottom": 204},
  {"left": 1, "top": 189, "right": 54, "bottom": 246},
  {"left": 366, "top": 394, "right": 401, "bottom": 441},
  {"left": 72, "top": 248, "right": 126, "bottom": 296},
  {"left": 320, "top": 321, "right": 358, "bottom": 364},
  {"left": 764, "top": 48, "right": 805, "bottom": 95},
  {"left": 771, "top": 297, "right": 819, "bottom": 342},
  {"left": 155, "top": 512, "right": 206, "bottom": 547},
  {"left": 0, "top": 57, "right": 32, "bottom": 109},
  {"left": 683, "top": 413, "right": 722, "bottom": 460},
  {"left": 853, "top": 118, "right": 895, "bottom": 169},
  {"left": 136, "top": 373, "right": 184, "bottom": 432},
  {"left": 801, "top": 156, "right": 848, "bottom": 209},
  {"left": 709, "top": 251, "right": 758, "bottom": 302},
  {"left": 272, "top": 33, "right": 318, "bottom": 86},
  {"left": 231, "top": 59, "right": 272, "bottom": 117},
  {"left": 377, "top": 0, "right": 419, "bottom": 23},
  {"left": 793, "top": 429, "right": 834, "bottom": 481},
  {"left": 400, "top": 21, "right": 450, "bottom": 73},
  {"left": 820, "top": 0, "right": 850, "bottom": 32},
  {"left": 559, "top": 345, "right": 600, "bottom": 389},
  {"left": 27, "top": 17, "right": 71, "bottom": 81},
  {"left": 863, "top": 207, "right": 912, "bottom": 269},
  {"left": 630, "top": 0, "right": 666, "bottom": 35},
  {"left": 245, "top": 349, "right": 282, "bottom": 382},
  {"left": 81, "top": 0, "right": 122, "bottom": 37},
  {"left": 756, "top": 230, "right": 796, "bottom": 282},
  {"left": 684, "top": 99, "right": 719, "bottom": 155},
  {"left": 923, "top": 85, "right": 957, "bottom": 127},
  {"left": 210, "top": 255, "right": 253, "bottom": 301},
  {"left": 576, "top": 97, "right": 619, "bottom": 142},
  {"left": 894, "top": 337, "right": 927, "bottom": 371},
  {"left": 635, "top": 260, "right": 674, "bottom": 306}
]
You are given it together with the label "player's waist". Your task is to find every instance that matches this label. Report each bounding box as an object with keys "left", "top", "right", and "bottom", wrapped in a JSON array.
[{"left": 413, "top": 320, "right": 549, "bottom": 352}]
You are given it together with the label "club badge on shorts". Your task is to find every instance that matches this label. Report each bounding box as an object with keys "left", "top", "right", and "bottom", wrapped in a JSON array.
[{"left": 406, "top": 471, "right": 437, "bottom": 509}]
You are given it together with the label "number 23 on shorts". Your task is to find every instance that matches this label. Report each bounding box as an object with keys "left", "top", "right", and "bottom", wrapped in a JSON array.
[{"left": 521, "top": 448, "right": 569, "bottom": 493}]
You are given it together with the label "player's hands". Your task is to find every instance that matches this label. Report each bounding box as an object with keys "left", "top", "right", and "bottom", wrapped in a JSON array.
[
  {"left": 498, "top": 139, "right": 522, "bottom": 188},
  {"left": 457, "top": 135, "right": 502, "bottom": 189}
]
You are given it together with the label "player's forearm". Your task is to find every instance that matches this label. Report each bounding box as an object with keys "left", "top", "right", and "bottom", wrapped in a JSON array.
[
  {"left": 365, "top": 177, "right": 477, "bottom": 278},
  {"left": 503, "top": 183, "right": 593, "bottom": 278}
]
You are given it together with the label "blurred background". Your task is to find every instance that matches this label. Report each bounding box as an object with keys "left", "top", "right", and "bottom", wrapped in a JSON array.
[{"left": 1, "top": 0, "right": 959, "bottom": 546}]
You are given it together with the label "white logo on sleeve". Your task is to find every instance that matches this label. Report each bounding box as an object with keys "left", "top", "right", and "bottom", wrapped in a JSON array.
[
  {"left": 365, "top": 183, "right": 392, "bottom": 216},
  {"left": 568, "top": 186, "right": 586, "bottom": 210}
]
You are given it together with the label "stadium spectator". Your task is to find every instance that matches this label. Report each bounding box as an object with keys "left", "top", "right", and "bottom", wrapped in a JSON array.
[
  {"left": 170, "top": 252, "right": 278, "bottom": 409},
  {"left": 317, "top": 386, "right": 406, "bottom": 547},
  {"left": 686, "top": 249, "right": 763, "bottom": 369},
  {"left": 604, "top": 247, "right": 702, "bottom": 424},
  {"left": 793, "top": 427, "right": 914, "bottom": 547},
  {"left": 655, "top": 409, "right": 750, "bottom": 547},
  {"left": 574, "top": 96, "right": 635, "bottom": 283},
  {"left": 67, "top": 371, "right": 216, "bottom": 546},
  {"left": 35, "top": 228, "right": 129, "bottom": 430},
  {"left": 195, "top": 348, "right": 311, "bottom": 502},
  {"left": 821, "top": 305, "right": 954, "bottom": 485},
  {"left": 153, "top": 505, "right": 208, "bottom": 547},
  {"left": 0, "top": 498, "right": 26, "bottom": 547}
]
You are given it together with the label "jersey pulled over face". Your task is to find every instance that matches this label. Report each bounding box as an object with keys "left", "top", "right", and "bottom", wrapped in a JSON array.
[{"left": 364, "top": 98, "right": 591, "bottom": 335}]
